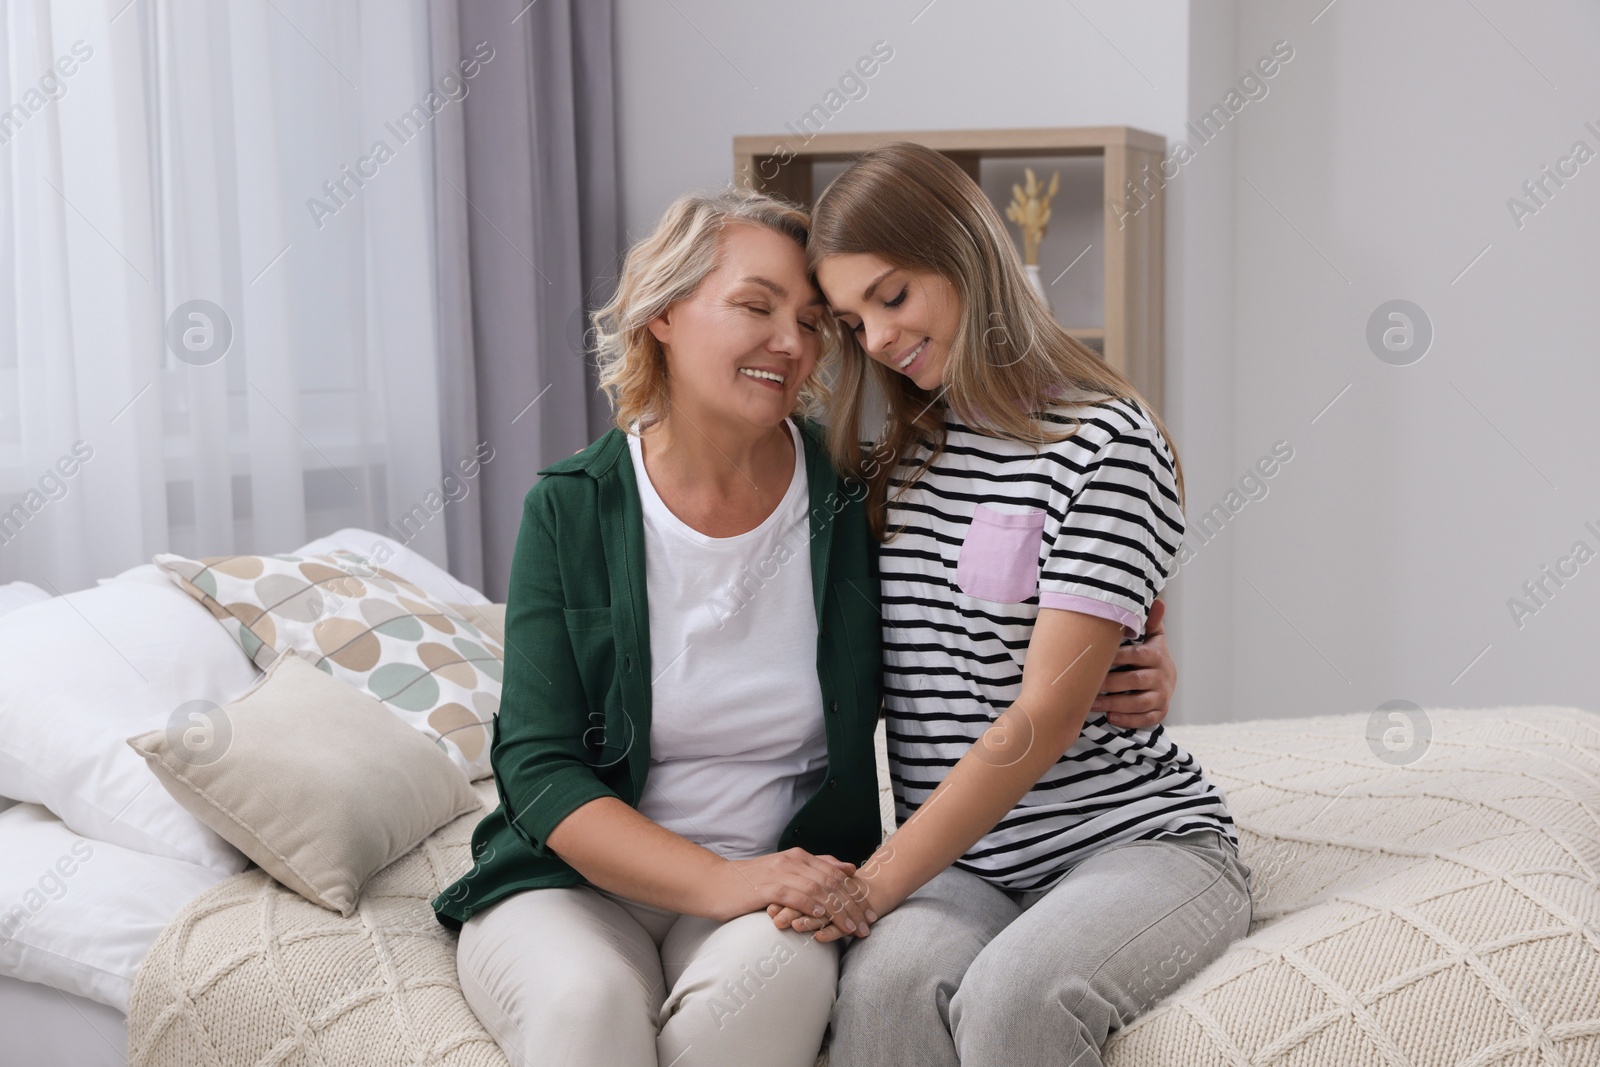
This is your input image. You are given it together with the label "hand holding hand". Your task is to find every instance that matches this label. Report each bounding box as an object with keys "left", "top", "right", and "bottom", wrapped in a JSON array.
[
  {"left": 766, "top": 903, "right": 863, "bottom": 942},
  {"left": 767, "top": 851, "right": 900, "bottom": 941},
  {"left": 717, "top": 849, "right": 872, "bottom": 936}
]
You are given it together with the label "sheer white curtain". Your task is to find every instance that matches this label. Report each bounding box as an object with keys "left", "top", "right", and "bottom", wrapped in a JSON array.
[{"left": 0, "top": 0, "right": 453, "bottom": 594}]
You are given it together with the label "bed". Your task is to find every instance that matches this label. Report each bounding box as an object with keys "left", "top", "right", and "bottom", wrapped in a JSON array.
[
  {"left": 5, "top": 536, "right": 1599, "bottom": 1066},
  {"left": 1, "top": 578, "right": 136, "bottom": 1067},
  {"left": 0, "top": 974, "right": 129, "bottom": 1067},
  {"left": 122, "top": 706, "right": 1600, "bottom": 1067},
  {"left": 0, "top": 528, "right": 497, "bottom": 1067}
]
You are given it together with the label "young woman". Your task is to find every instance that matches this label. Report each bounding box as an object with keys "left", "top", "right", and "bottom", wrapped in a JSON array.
[
  {"left": 430, "top": 185, "right": 1180, "bottom": 1066},
  {"left": 771, "top": 142, "right": 1252, "bottom": 1067}
]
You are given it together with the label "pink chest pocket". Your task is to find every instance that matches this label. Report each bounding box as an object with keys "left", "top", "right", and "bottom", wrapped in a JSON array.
[{"left": 955, "top": 504, "right": 1047, "bottom": 603}]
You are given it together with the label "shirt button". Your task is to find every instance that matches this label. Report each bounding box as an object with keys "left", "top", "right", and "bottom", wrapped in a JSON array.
[
  {"left": 829, "top": 700, "right": 839, "bottom": 714},
  {"left": 623, "top": 654, "right": 632, "bottom": 672},
  {"left": 829, "top": 777, "right": 838, "bottom": 788}
]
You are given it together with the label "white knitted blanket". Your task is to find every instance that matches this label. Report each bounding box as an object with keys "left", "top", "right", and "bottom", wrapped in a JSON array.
[{"left": 127, "top": 707, "right": 1600, "bottom": 1066}]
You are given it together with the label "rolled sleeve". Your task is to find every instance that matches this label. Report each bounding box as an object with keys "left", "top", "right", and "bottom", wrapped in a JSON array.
[{"left": 1038, "top": 422, "right": 1183, "bottom": 641}]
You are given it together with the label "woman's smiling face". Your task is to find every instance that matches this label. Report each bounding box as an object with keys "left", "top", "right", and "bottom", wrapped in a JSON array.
[
  {"left": 647, "top": 222, "right": 823, "bottom": 430},
  {"left": 816, "top": 252, "right": 961, "bottom": 391}
]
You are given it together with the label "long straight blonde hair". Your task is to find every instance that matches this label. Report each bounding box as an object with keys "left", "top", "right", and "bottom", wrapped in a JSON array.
[{"left": 808, "top": 142, "right": 1183, "bottom": 541}]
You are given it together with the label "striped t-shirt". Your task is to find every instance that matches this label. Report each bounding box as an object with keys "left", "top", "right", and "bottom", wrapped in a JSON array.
[{"left": 879, "top": 391, "right": 1236, "bottom": 892}]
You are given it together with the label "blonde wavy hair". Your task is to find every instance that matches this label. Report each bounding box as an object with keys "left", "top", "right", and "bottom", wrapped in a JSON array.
[
  {"left": 593, "top": 187, "right": 836, "bottom": 432},
  {"left": 808, "top": 141, "right": 1184, "bottom": 541}
]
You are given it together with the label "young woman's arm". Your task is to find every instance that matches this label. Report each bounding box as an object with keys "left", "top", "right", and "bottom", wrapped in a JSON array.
[
  {"left": 792, "top": 607, "right": 1125, "bottom": 938},
  {"left": 770, "top": 602, "right": 1173, "bottom": 933},
  {"left": 769, "top": 602, "right": 1172, "bottom": 934}
]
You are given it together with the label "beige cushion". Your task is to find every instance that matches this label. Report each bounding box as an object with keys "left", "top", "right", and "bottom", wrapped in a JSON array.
[
  {"left": 125, "top": 649, "right": 481, "bottom": 917},
  {"left": 154, "top": 550, "right": 505, "bottom": 780}
]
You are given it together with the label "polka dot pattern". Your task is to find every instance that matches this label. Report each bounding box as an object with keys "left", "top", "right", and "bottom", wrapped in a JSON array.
[{"left": 155, "top": 549, "right": 501, "bottom": 780}]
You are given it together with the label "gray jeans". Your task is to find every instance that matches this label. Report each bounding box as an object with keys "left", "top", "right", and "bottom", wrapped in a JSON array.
[{"left": 829, "top": 829, "right": 1252, "bottom": 1067}]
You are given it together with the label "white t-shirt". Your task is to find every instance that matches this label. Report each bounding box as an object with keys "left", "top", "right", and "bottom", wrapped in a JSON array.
[{"left": 627, "top": 418, "right": 828, "bottom": 860}]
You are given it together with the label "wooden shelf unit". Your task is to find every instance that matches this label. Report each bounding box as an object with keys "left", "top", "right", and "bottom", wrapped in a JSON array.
[{"left": 732, "top": 126, "right": 1166, "bottom": 415}]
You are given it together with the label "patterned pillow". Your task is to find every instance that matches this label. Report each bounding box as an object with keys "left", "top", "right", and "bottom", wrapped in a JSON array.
[{"left": 153, "top": 550, "right": 502, "bottom": 781}]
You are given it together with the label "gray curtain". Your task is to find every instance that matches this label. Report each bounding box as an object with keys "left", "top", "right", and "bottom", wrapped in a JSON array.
[{"left": 433, "top": 0, "right": 621, "bottom": 601}]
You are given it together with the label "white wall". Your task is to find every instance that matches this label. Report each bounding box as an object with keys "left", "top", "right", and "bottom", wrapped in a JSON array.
[
  {"left": 1229, "top": 0, "right": 1600, "bottom": 721},
  {"left": 611, "top": 0, "right": 1600, "bottom": 724},
  {"left": 613, "top": 1, "right": 1192, "bottom": 241},
  {"left": 1163, "top": 1, "right": 1242, "bottom": 724}
]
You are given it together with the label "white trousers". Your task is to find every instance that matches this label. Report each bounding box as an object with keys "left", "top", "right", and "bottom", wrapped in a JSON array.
[{"left": 455, "top": 882, "right": 839, "bottom": 1067}]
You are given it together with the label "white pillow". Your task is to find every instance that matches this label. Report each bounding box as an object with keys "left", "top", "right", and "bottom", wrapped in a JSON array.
[
  {"left": 292, "top": 528, "right": 491, "bottom": 606},
  {"left": 0, "top": 802, "right": 228, "bottom": 1011},
  {"left": 0, "top": 572, "right": 259, "bottom": 871},
  {"left": 0, "top": 580, "right": 51, "bottom": 618}
]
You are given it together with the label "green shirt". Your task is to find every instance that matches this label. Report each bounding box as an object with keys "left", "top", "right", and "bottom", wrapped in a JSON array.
[{"left": 432, "top": 416, "right": 883, "bottom": 930}]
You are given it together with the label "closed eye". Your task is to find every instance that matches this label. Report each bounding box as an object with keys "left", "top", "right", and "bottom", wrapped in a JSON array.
[{"left": 844, "top": 285, "right": 907, "bottom": 332}]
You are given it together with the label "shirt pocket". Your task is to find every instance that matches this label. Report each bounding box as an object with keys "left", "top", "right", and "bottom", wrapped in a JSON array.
[{"left": 955, "top": 504, "right": 1047, "bottom": 604}]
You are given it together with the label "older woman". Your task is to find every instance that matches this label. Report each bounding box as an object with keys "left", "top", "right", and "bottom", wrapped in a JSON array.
[{"left": 431, "top": 188, "right": 1177, "bottom": 1067}]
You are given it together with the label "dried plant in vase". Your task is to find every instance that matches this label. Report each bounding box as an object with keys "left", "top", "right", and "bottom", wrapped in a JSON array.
[{"left": 1005, "top": 167, "right": 1060, "bottom": 312}]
